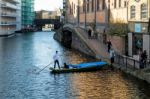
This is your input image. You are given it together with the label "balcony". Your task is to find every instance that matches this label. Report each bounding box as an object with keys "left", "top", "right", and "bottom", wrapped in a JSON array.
[
  {"left": 11, "top": 0, "right": 20, "bottom": 4},
  {"left": 1, "top": 1, "right": 18, "bottom": 10},
  {"left": 5, "top": 0, "right": 20, "bottom": 4},
  {"left": 1, "top": 12, "right": 17, "bottom": 18},
  {"left": 0, "top": 30, "right": 16, "bottom": 35},
  {"left": 0, "top": 21, "right": 17, "bottom": 26}
]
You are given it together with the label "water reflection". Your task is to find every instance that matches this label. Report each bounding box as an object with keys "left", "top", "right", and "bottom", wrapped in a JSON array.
[{"left": 0, "top": 32, "right": 149, "bottom": 99}]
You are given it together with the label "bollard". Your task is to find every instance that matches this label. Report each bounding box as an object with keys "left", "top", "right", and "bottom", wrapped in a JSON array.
[{"left": 126, "top": 56, "right": 127, "bottom": 69}]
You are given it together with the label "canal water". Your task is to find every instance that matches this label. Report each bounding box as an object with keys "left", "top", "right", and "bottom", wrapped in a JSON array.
[{"left": 0, "top": 32, "right": 150, "bottom": 99}]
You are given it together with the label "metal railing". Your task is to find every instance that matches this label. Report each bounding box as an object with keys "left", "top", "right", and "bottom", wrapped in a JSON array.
[
  {"left": 0, "top": 21, "right": 17, "bottom": 25},
  {"left": 1, "top": 12, "right": 17, "bottom": 17},
  {"left": 114, "top": 54, "right": 150, "bottom": 70}
]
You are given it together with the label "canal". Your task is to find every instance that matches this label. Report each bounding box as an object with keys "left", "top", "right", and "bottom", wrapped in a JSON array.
[{"left": 0, "top": 32, "right": 150, "bottom": 99}]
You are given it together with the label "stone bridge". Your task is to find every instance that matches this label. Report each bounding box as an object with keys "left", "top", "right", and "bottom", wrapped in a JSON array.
[{"left": 54, "top": 24, "right": 109, "bottom": 60}]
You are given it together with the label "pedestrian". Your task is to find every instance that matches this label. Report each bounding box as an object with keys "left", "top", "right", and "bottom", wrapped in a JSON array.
[
  {"left": 53, "top": 51, "right": 60, "bottom": 69},
  {"left": 142, "top": 50, "right": 147, "bottom": 68},
  {"left": 107, "top": 40, "right": 112, "bottom": 53},
  {"left": 103, "top": 29, "right": 107, "bottom": 44},
  {"left": 139, "top": 50, "right": 145, "bottom": 69},
  {"left": 109, "top": 48, "right": 115, "bottom": 70},
  {"left": 103, "top": 33, "right": 106, "bottom": 44},
  {"left": 88, "top": 29, "right": 91, "bottom": 39}
]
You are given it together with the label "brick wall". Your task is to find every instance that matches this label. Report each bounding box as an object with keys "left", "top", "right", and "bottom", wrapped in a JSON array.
[{"left": 108, "top": 35, "right": 125, "bottom": 54}]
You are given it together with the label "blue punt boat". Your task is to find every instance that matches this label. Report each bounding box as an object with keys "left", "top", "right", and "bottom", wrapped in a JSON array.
[{"left": 50, "top": 61, "right": 107, "bottom": 73}]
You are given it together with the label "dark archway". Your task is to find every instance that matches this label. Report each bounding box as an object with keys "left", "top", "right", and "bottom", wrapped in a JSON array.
[
  {"left": 34, "top": 19, "right": 61, "bottom": 30},
  {"left": 62, "top": 30, "right": 72, "bottom": 48}
]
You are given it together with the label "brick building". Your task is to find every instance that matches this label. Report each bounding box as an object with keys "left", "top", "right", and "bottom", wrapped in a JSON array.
[
  {"left": 107, "top": 0, "right": 128, "bottom": 54},
  {"left": 67, "top": 0, "right": 108, "bottom": 30}
]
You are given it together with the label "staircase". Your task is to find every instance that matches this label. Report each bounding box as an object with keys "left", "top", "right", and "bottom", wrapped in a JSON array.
[{"left": 75, "top": 27, "right": 110, "bottom": 62}]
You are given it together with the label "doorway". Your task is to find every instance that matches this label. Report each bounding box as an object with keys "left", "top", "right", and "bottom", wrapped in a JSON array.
[{"left": 132, "top": 33, "right": 143, "bottom": 55}]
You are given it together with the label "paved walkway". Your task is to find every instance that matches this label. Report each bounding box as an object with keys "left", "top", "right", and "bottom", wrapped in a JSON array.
[{"left": 72, "top": 26, "right": 150, "bottom": 84}]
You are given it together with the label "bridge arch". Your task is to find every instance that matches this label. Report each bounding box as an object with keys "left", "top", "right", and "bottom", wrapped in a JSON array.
[
  {"left": 62, "top": 28, "right": 72, "bottom": 48},
  {"left": 34, "top": 19, "right": 61, "bottom": 30}
]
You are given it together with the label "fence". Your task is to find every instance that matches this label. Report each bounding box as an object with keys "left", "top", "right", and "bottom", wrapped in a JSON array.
[{"left": 114, "top": 54, "right": 150, "bottom": 70}]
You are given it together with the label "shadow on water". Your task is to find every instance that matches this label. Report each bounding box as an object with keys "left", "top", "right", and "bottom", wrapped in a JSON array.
[{"left": 0, "top": 32, "right": 150, "bottom": 99}]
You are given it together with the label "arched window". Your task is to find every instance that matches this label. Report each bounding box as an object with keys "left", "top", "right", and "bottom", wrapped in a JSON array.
[
  {"left": 83, "top": 0, "right": 86, "bottom": 12},
  {"left": 130, "top": 5, "right": 135, "bottom": 19},
  {"left": 141, "top": 4, "right": 147, "bottom": 19},
  {"left": 91, "top": 0, "right": 94, "bottom": 12},
  {"left": 97, "top": 0, "right": 100, "bottom": 10},
  {"left": 87, "top": 0, "right": 89, "bottom": 12}
]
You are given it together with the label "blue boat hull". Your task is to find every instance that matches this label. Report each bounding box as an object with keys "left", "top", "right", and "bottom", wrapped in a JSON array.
[{"left": 50, "top": 61, "right": 107, "bottom": 73}]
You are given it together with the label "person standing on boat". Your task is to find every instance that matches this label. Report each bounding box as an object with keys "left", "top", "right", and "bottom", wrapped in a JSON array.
[{"left": 53, "top": 51, "right": 60, "bottom": 69}]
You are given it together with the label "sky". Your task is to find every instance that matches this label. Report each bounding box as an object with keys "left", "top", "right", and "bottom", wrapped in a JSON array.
[{"left": 34, "top": 0, "right": 63, "bottom": 11}]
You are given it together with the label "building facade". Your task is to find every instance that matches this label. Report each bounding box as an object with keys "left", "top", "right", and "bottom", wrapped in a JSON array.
[
  {"left": 61, "top": 0, "right": 67, "bottom": 23},
  {"left": 128, "top": 0, "right": 150, "bottom": 59},
  {"left": 107, "top": 0, "right": 128, "bottom": 54},
  {"left": 67, "top": 0, "right": 108, "bottom": 27},
  {"left": 35, "top": 10, "right": 59, "bottom": 19},
  {"left": 0, "top": 0, "right": 21, "bottom": 36},
  {"left": 67, "top": 0, "right": 109, "bottom": 34},
  {"left": 21, "top": 0, "right": 34, "bottom": 28},
  {"left": 109, "top": 0, "right": 128, "bottom": 23},
  {"left": 66, "top": 0, "right": 78, "bottom": 24},
  {"left": 35, "top": 10, "right": 50, "bottom": 19}
]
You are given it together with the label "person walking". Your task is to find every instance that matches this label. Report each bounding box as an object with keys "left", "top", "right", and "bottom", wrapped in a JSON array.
[
  {"left": 107, "top": 40, "right": 112, "bottom": 53},
  {"left": 88, "top": 29, "right": 91, "bottom": 39},
  {"left": 103, "top": 32, "right": 106, "bottom": 44},
  {"left": 139, "top": 50, "right": 147, "bottom": 69},
  {"left": 53, "top": 51, "right": 60, "bottom": 69},
  {"left": 139, "top": 50, "right": 144, "bottom": 69},
  {"left": 109, "top": 48, "right": 115, "bottom": 70}
]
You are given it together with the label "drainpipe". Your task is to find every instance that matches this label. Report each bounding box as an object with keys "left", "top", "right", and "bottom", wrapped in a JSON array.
[
  {"left": 85, "top": 0, "right": 87, "bottom": 28},
  {"left": 108, "top": 0, "right": 110, "bottom": 27},
  {"left": 148, "top": 0, "right": 150, "bottom": 60},
  {"left": 77, "top": 0, "right": 80, "bottom": 26},
  {"left": 127, "top": 0, "right": 129, "bottom": 56},
  {"left": 94, "top": 0, "right": 96, "bottom": 31}
]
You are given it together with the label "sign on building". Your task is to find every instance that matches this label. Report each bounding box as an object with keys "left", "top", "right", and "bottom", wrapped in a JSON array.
[{"left": 135, "top": 23, "right": 141, "bottom": 33}]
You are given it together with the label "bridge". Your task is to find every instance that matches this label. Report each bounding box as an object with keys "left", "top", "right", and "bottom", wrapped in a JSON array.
[{"left": 34, "top": 19, "right": 61, "bottom": 30}]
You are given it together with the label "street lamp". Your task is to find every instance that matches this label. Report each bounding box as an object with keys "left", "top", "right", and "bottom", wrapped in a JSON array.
[{"left": 77, "top": 0, "right": 80, "bottom": 26}]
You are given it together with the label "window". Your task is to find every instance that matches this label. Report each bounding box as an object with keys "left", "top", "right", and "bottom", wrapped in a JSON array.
[
  {"left": 124, "top": 1, "right": 127, "bottom": 7},
  {"left": 97, "top": 0, "right": 100, "bottom": 10},
  {"left": 70, "top": 5, "right": 71, "bottom": 14},
  {"left": 91, "top": 0, "right": 94, "bottom": 12},
  {"left": 114, "top": 0, "right": 116, "bottom": 8},
  {"left": 83, "top": 0, "right": 86, "bottom": 12},
  {"left": 130, "top": 5, "right": 135, "bottom": 19},
  {"left": 119, "top": 0, "right": 121, "bottom": 8},
  {"left": 141, "top": 4, "right": 147, "bottom": 19},
  {"left": 87, "top": 0, "right": 89, "bottom": 12},
  {"left": 72, "top": 2, "right": 73, "bottom": 14},
  {"left": 74, "top": 4, "right": 75, "bottom": 14},
  {"left": 102, "top": 0, "right": 105, "bottom": 10}
]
